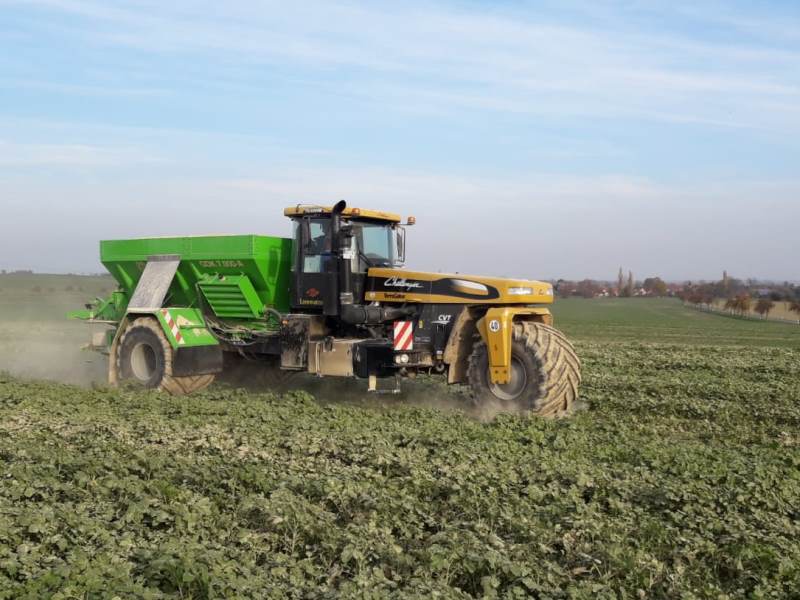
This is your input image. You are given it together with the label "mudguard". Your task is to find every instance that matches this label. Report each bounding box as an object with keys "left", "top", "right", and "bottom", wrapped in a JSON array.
[
  {"left": 475, "top": 307, "right": 552, "bottom": 385},
  {"left": 150, "top": 307, "right": 219, "bottom": 349}
]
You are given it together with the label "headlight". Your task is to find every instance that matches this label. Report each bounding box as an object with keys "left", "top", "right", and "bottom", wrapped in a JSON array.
[
  {"left": 452, "top": 279, "right": 489, "bottom": 295},
  {"left": 508, "top": 287, "right": 533, "bottom": 296}
]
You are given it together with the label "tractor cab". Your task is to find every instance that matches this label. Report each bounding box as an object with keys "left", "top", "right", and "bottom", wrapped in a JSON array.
[{"left": 284, "top": 202, "right": 410, "bottom": 315}]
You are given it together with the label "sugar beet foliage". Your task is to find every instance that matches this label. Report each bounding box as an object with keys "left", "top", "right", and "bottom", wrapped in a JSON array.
[{"left": 1, "top": 340, "right": 799, "bottom": 597}]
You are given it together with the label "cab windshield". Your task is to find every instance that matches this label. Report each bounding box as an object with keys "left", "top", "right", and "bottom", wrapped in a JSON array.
[
  {"left": 294, "top": 217, "right": 401, "bottom": 272},
  {"left": 351, "top": 221, "right": 396, "bottom": 268}
]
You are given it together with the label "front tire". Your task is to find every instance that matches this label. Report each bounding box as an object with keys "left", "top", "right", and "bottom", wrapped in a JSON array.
[
  {"left": 115, "top": 318, "right": 215, "bottom": 395},
  {"left": 467, "top": 321, "right": 581, "bottom": 417}
]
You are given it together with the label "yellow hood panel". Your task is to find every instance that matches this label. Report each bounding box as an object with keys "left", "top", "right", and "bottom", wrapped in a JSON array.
[{"left": 366, "top": 268, "right": 554, "bottom": 305}]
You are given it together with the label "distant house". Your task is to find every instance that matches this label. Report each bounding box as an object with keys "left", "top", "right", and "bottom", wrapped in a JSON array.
[{"left": 666, "top": 283, "right": 684, "bottom": 297}]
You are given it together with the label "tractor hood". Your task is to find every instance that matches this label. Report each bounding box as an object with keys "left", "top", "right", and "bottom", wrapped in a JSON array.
[{"left": 365, "top": 268, "right": 554, "bottom": 305}]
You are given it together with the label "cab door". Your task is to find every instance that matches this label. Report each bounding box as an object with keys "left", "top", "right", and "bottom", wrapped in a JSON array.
[{"left": 291, "top": 217, "right": 338, "bottom": 315}]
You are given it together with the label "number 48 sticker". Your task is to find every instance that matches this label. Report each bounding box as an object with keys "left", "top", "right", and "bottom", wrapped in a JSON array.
[{"left": 489, "top": 319, "right": 501, "bottom": 333}]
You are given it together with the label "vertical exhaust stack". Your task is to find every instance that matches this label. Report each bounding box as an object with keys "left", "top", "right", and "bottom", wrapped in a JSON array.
[
  {"left": 324, "top": 200, "right": 347, "bottom": 317},
  {"left": 332, "top": 200, "right": 355, "bottom": 311},
  {"left": 331, "top": 200, "right": 347, "bottom": 247}
]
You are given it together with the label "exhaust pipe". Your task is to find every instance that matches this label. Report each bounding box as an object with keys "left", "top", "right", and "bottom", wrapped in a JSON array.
[
  {"left": 332, "top": 200, "right": 355, "bottom": 309},
  {"left": 331, "top": 200, "right": 347, "bottom": 250},
  {"left": 322, "top": 200, "right": 348, "bottom": 317}
]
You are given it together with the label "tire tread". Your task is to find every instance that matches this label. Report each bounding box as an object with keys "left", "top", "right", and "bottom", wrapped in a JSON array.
[
  {"left": 467, "top": 321, "right": 581, "bottom": 418},
  {"left": 114, "top": 317, "right": 215, "bottom": 396}
]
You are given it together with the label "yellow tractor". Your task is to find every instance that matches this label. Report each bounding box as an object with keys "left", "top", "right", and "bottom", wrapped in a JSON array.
[{"left": 285, "top": 202, "right": 582, "bottom": 417}]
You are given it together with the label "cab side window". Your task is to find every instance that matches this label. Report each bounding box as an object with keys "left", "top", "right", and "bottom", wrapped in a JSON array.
[{"left": 303, "top": 220, "right": 330, "bottom": 274}]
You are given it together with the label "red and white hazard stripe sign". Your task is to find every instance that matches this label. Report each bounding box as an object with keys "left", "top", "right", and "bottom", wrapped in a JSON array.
[
  {"left": 393, "top": 321, "right": 414, "bottom": 351},
  {"left": 161, "top": 309, "right": 185, "bottom": 345}
]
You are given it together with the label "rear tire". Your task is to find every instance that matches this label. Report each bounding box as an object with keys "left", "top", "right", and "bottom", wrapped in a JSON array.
[
  {"left": 467, "top": 321, "right": 580, "bottom": 417},
  {"left": 115, "top": 318, "right": 215, "bottom": 395}
]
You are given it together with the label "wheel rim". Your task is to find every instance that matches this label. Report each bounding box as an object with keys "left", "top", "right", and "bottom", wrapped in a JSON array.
[
  {"left": 130, "top": 342, "right": 157, "bottom": 382},
  {"left": 488, "top": 356, "right": 527, "bottom": 401}
]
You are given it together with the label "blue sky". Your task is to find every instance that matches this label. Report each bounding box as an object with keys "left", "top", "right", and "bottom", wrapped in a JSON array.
[{"left": 0, "top": 0, "right": 798, "bottom": 280}]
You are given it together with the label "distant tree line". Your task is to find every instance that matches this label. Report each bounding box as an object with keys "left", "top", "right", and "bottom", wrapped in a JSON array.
[
  {"left": 681, "top": 272, "right": 800, "bottom": 320},
  {"left": 555, "top": 268, "right": 672, "bottom": 299},
  {"left": 555, "top": 270, "right": 799, "bottom": 315}
]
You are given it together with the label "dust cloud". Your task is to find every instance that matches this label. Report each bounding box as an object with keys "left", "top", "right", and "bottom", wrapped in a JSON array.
[
  {"left": 0, "top": 332, "right": 569, "bottom": 422},
  {"left": 0, "top": 324, "right": 108, "bottom": 387},
  {"left": 216, "top": 358, "right": 523, "bottom": 422},
  {"left": 0, "top": 279, "right": 111, "bottom": 387},
  {"left": 0, "top": 279, "right": 575, "bottom": 421}
]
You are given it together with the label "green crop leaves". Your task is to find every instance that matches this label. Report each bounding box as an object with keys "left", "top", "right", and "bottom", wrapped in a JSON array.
[{"left": 1, "top": 341, "right": 799, "bottom": 598}]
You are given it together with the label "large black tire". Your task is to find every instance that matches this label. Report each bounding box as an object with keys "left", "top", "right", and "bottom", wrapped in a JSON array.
[
  {"left": 115, "top": 318, "right": 215, "bottom": 395},
  {"left": 467, "top": 321, "right": 581, "bottom": 417}
]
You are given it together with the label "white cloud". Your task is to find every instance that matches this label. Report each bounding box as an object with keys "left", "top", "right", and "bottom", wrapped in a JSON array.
[
  {"left": 0, "top": 139, "right": 158, "bottom": 167},
  {"left": 0, "top": 78, "right": 166, "bottom": 97},
  {"left": 10, "top": 0, "right": 800, "bottom": 131},
  {"left": 2, "top": 163, "right": 797, "bottom": 280}
]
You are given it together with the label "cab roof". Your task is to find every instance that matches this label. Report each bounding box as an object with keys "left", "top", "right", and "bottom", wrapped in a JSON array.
[{"left": 284, "top": 205, "right": 402, "bottom": 223}]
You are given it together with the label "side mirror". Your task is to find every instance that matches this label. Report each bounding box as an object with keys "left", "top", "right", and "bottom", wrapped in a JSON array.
[{"left": 396, "top": 227, "right": 407, "bottom": 264}]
